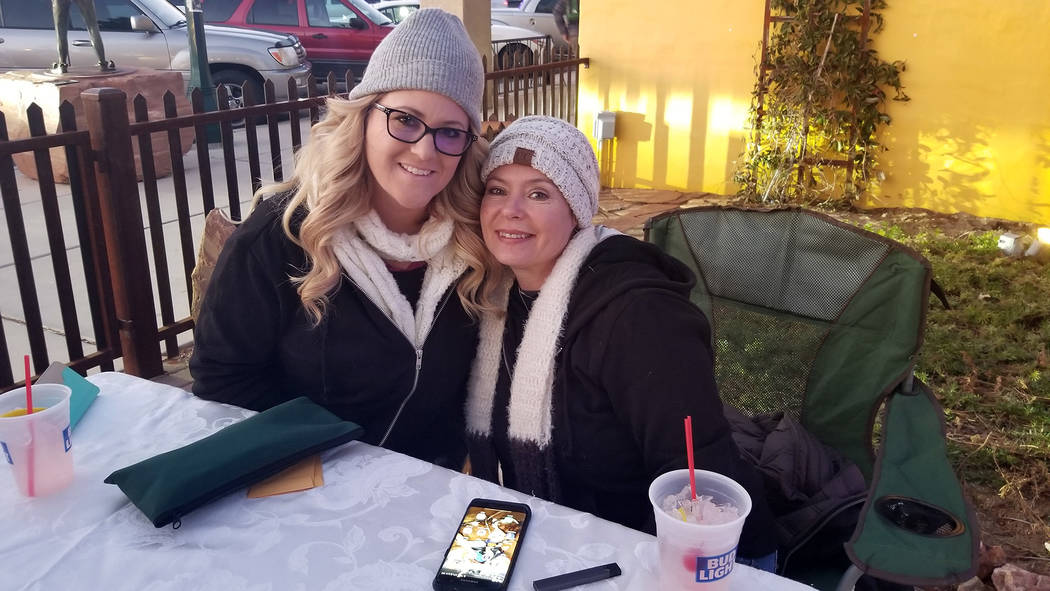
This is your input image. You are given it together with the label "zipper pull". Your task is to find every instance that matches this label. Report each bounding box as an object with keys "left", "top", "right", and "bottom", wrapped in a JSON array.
[{"left": 415, "top": 349, "right": 423, "bottom": 371}]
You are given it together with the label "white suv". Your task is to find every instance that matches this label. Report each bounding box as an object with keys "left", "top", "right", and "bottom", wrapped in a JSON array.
[{"left": 0, "top": 0, "right": 311, "bottom": 102}]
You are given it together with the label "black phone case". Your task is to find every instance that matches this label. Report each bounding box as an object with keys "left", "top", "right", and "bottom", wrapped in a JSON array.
[{"left": 432, "top": 497, "right": 532, "bottom": 591}]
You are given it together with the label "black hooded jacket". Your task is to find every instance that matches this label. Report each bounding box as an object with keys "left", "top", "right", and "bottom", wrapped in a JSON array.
[
  {"left": 190, "top": 197, "right": 478, "bottom": 469},
  {"left": 487, "top": 234, "right": 777, "bottom": 557}
]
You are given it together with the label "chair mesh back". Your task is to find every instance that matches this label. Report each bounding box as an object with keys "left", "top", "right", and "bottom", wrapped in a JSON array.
[
  {"left": 675, "top": 209, "right": 889, "bottom": 419},
  {"left": 710, "top": 302, "right": 826, "bottom": 418},
  {"left": 677, "top": 209, "right": 889, "bottom": 321}
]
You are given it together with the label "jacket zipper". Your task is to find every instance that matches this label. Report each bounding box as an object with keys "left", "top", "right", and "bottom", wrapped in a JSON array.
[{"left": 378, "top": 288, "right": 455, "bottom": 446}]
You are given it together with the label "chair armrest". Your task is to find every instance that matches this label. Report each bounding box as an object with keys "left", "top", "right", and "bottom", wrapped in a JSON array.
[{"left": 844, "top": 379, "right": 978, "bottom": 586}]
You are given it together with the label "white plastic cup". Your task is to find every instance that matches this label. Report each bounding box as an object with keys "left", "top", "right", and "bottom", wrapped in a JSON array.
[
  {"left": 0, "top": 384, "right": 74, "bottom": 497},
  {"left": 648, "top": 469, "right": 752, "bottom": 591}
]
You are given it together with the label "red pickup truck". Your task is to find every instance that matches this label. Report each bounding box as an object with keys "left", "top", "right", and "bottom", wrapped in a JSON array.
[{"left": 199, "top": 0, "right": 393, "bottom": 84}]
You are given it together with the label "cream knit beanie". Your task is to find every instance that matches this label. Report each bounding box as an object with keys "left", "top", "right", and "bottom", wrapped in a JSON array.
[
  {"left": 481, "top": 116, "right": 600, "bottom": 228},
  {"left": 349, "top": 8, "right": 483, "bottom": 131}
]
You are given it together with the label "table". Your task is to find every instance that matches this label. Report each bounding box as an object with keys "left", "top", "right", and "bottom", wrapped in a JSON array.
[{"left": 1, "top": 372, "right": 811, "bottom": 591}]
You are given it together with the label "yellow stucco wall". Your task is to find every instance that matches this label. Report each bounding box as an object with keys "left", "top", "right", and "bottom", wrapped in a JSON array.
[
  {"left": 870, "top": 2, "right": 1050, "bottom": 223},
  {"left": 578, "top": 0, "right": 762, "bottom": 197},
  {"left": 578, "top": 1, "right": 1050, "bottom": 224}
]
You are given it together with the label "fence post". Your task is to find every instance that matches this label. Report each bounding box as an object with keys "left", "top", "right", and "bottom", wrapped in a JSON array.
[{"left": 81, "top": 88, "right": 163, "bottom": 378}]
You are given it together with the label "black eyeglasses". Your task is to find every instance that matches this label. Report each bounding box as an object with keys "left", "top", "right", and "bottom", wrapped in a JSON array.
[{"left": 371, "top": 104, "right": 477, "bottom": 157}]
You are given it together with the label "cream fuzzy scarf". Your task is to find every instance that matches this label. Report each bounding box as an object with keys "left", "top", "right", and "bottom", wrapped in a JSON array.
[
  {"left": 333, "top": 210, "right": 465, "bottom": 348},
  {"left": 466, "top": 226, "right": 620, "bottom": 446}
]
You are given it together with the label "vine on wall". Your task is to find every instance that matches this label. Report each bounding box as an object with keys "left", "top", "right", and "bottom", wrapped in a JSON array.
[{"left": 735, "top": 0, "right": 908, "bottom": 205}]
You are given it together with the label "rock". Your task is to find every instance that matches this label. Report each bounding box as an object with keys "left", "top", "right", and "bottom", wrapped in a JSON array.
[
  {"left": 977, "top": 543, "right": 1008, "bottom": 580},
  {"left": 0, "top": 68, "right": 195, "bottom": 183},
  {"left": 991, "top": 563, "right": 1050, "bottom": 591},
  {"left": 956, "top": 577, "right": 992, "bottom": 591}
]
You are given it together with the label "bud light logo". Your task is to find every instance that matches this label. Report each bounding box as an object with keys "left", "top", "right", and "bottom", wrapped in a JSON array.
[
  {"left": 1, "top": 441, "right": 11, "bottom": 465},
  {"left": 63, "top": 426, "right": 72, "bottom": 452},
  {"left": 696, "top": 548, "right": 736, "bottom": 582}
]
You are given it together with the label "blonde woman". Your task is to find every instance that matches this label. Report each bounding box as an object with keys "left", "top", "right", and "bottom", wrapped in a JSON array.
[{"left": 190, "top": 9, "right": 494, "bottom": 469}]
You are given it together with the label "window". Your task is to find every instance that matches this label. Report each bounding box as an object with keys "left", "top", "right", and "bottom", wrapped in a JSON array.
[
  {"left": 535, "top": 0, "right": 557, "bottom": 14},
  {"left": 0, "top": 0, "right": 141, "bottom": 31},
  {"left": 305, "top": 0, "right": 350, "bottom": 27},
  {"left": 380, "top": 5, "right": 416, "bottom": 24},
  {"left": 249, "top": 0, "right": 299, "bottom": 26},
  {"left": 202, "top": 0, "right": 241, "bottom": 22},
  {"left": 93, "top": 0, "right": 147, "bottom": 33},
  {"left": 1, "top": 0, "right": 57, "bottom": 29}
]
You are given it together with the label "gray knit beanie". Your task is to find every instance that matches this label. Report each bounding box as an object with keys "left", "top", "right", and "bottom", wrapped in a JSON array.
[
  {"left": 349, "top": 8, "right": 483, "bottom": 131},
  {"left": 482, "top": 116, "right": 600, "bottom": 228}
]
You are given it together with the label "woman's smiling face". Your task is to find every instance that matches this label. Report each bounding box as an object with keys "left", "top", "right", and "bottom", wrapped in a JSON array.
[
  {"left": 364, "top": 89, "right": 469, "bottom": 232},
  {"left": 480, "top": 164, "right": 577, "bottom": 290}
]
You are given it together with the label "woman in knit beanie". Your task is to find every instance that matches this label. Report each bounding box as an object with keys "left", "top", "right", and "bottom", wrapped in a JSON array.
[
  {"left": 191, "top": 9, "right": 498, "bottom": 469},
  {"left": 465, "top": 116, "right": 778, "bottom": 567}
]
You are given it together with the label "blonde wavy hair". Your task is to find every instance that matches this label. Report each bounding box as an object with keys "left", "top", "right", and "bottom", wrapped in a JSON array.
[{"left": 250, "top": 93, "right": 504, "bottom": 323}]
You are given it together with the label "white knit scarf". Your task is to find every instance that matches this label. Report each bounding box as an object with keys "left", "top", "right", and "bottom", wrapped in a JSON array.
[
  {"left": 332, "top": 210, "right": 465, "bottom": 348},
  {"left": 466, "top": 226, "right": 620, "bottom": 445}
]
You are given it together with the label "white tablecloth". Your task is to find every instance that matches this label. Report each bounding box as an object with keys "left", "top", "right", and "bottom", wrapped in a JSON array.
[{"left": 0, "top": 372, "right": 810, "bottom": 591}]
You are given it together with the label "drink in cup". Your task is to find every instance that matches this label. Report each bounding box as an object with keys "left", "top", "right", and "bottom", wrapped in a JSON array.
[
  {"left": 0, "top": 384, "right": 74, "bottom": 497},
  {"left": 648, "top": 469, "right": 752, "bottom": 591}
]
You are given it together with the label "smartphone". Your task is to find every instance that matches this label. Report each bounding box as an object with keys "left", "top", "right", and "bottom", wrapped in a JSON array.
[{"left": 432, "top": 498, "right": 532, "bottom": 591}]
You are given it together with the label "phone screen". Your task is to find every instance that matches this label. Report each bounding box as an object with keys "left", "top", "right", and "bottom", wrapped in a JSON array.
[{"left": 436, "top": 501, "right": 529, "bottom": 586}]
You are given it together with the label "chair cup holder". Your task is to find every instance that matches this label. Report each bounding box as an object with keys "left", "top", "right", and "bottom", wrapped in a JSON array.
[{"left": 874, "top": 496, "right": 965, "bottom": 537}]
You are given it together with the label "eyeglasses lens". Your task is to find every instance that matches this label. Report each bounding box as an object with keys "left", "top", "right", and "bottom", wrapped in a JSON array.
[
  {"left": 386, "top": 110, "right": 470, "bottom": 156},
  {"left": 433, "top": 128, "right": 470, "bottom": 156}
]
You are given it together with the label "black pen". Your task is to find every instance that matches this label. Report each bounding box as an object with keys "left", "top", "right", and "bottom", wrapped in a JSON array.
[{"left": 533, "top": 562, "right": 622, "bottom": 591}]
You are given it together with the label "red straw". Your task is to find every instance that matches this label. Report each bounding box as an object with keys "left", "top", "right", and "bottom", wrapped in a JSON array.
[
  {"left": 24, "top": 355, "right": 33, "bottom": 415},
  {"left": 684, "top": 415, "right": 697, "bottom": 500},
  {"left": 24, "top": 355, "right": 35, "bottom": 496}
]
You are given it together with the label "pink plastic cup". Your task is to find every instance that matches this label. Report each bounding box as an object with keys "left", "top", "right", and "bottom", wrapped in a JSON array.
[
  {"left": 648, "top": 469, "right": 752, "bottom": 591},
  {"left": 0, "top": 384, "right": 74, "bottom": 497}
]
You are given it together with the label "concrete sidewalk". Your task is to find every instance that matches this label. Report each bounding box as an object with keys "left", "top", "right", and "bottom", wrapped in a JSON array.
[{"left": 1, "top": 117, "right": 723, "bottom": 387}]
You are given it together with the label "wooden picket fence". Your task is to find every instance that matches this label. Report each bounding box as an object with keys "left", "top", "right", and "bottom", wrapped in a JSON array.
[{"left": 0, "top": 52, "right": 588, "bottom": 387}]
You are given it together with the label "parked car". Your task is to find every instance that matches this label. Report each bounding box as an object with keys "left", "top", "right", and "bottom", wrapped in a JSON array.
[
  {"left": 371, "top": 0, "right": 416, "bottom": 24},
  {"left": 490, "top": 21, "right": 547, "bottom": 68},
  {"left": 490, "top": 0, "right": 566, "bottom": 48},
  {"left": 371, "top": 1, "right": 546, "bottom": 68},
  {"left": 0, "top": 0, "right": 311, "bottom": 104},
  {"left": 200, "top": 0, "right": 394, "bottom": 83}
]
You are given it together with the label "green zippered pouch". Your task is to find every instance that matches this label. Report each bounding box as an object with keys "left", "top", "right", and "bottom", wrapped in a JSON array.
[{"left": 104, "top": 396, "right": 364, "bottom": 528}]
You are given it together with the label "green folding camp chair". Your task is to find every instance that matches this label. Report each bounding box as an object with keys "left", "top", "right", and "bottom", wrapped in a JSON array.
[{"left": 645, "top": 206, "right": 978, "bottom": 590}]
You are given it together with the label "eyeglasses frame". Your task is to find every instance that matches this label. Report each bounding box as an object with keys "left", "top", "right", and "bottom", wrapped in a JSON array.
[{"left": 370, "top": 103, "right": 478, "bottom": 157}]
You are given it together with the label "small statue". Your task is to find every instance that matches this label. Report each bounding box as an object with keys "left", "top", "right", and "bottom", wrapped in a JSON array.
[{"left": 52, "top": 0, "right": 116, "bottom": 73}]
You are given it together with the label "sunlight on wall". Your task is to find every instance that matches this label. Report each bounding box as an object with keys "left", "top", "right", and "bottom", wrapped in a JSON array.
[
  {"left": 864, "top": 2, "right": 1050, "bottom": 223},
  {"left": 664, "top": 95, "right": 693, "bottom": 129},
  {"left": 663, "top": 94, "right": 693, "bottom": 188},
  {"left": 578, "top": 0, "right": 762, "bottom": 194},
  {"left": 708, "top": 98, "right": 750, "bottom": 133},
  {"left": 578, "top": 0, "right": 1050, "bottom": 223},
  {"left": 703, "top": 97, "right": 751, "bottom": 194}
]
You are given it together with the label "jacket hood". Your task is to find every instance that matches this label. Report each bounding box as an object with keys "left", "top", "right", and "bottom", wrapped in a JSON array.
[{"left": 564, "top": 234, "right": 696, "bottom": 337}]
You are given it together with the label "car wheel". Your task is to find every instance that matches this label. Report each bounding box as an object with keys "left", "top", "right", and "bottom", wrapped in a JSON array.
[
  {"left": 497, "top": 43, "right": 535, "bottom": 69},
  {"left": 211, "top": 69, "right": 264, "bottom": 126}
]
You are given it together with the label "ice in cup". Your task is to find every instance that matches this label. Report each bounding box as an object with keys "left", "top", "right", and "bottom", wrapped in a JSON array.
[
  {"left": 0, "top": 383, "right": 74, "bottom": 497},
  {"left": 648, "top": 469, "right": 752, "bottom": 591}
]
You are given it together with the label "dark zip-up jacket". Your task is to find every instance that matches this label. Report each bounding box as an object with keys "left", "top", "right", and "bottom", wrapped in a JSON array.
[
  {"left": 190, "top": 197, "right": 478, "bottom": 469},
  {"left": 489, "top": 234, "right": 777, "bottom": 557}
]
